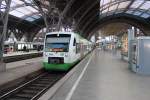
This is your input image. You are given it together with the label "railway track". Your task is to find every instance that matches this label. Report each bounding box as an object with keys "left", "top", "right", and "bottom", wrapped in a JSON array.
[{"left": 0, "top": 72, "right": 65, "bottom": 100}]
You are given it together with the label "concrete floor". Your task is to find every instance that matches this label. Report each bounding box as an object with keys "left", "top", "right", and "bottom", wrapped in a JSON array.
[
  {"left": 6, "top": 57, "right": 42, "bottom": 69},
  {"left": 50, "top": 50, "right": 150, "bottom": 100},
  {"left": 3, "top": 50, "right": 41, "bottom": 57},
  {"left": 0, "top": 57, "right": 42, "bottom": 86}
]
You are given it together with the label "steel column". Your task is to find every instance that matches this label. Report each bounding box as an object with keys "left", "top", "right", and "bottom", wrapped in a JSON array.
[
  {"left": 128, "top": 28, "right": 135, "bottom": 69},
  {"left": 0, "top": 0, "right": 11, "bottom": 71},
  {"left": 56, "top": 0, "right": 76, "bottom": 31}
]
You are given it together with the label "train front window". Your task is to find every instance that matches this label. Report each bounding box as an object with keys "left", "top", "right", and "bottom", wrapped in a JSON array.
[{"left": 45, "top": 34, "right": 71, "bottom": 52}]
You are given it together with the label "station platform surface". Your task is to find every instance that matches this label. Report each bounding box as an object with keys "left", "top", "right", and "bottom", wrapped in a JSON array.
[
  {"left": 3, "top": 50, "right": 42, "bottom": 57},
  {"left": 6, "top": 57, "right": 42, "bottom": 69},
  {"left": 0, "top": 57, "right": 42, "bottom": 86},
  {"left": 41, "top": 49, "right": 150, "bottom": 100}
]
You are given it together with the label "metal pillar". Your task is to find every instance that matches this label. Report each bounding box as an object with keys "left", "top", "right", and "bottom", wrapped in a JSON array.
[
  {"left": 56, "top": 0, "right": 76, "bottom": 31},
  {"left": 128, "top": 28, "right": 135, "bottom": 68},
  {"left": 0, "top": 0, "right": 11, "bottom": 71},
  {"left": 32, "top": 0, "right": 50, "bottom": 32}
]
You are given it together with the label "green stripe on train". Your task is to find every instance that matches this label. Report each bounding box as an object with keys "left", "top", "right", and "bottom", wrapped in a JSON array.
[{"left": 43, "top": 62, "right": 76, "bottom": 71}]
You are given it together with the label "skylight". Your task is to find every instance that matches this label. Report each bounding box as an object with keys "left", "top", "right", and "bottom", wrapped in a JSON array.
[
  {"left": 1, "top": 0, "right": 41, "bottom": 22},
  {"left": 100, "top": 0, "right": 150, "bottom": 19}
]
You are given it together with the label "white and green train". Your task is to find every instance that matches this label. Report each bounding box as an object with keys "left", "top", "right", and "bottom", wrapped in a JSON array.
[{"left": 43, "top": 32, "right": 93, "bottom": 71}]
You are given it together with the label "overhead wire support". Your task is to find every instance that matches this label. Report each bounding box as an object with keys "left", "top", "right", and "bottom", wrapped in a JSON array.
[
  {"left": 0, "top": 0, "right": 11, "bottom": 70},
  {"left": 32, "top": 0, "right": 50, "bottom": 32},
  {"left": 33, "top": 0, "right": 59, "bottom": 33},
  {"left": 56, "top": 0, "right": 76, "bottom": 31}
]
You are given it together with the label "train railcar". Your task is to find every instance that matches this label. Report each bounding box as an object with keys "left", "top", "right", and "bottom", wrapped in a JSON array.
[{"left": 43, "top": 32, "right": 93, "bottom": 71}]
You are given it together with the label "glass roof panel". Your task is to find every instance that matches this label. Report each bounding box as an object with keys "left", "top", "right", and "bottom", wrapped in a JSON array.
[
  {"left": 141, "top": 13, "right": 149, "bottom": 18},
  {"left": 130, "top": 0, "right": 144, "bottom": 8},
  {"left": 99, "top": 0, "right": 150, "bottom": 19},
  {"left": 9, "top": 10, "right": 25, "bottom": 17},
  {"left": 140, "top": 1, "right": 150, "bottom": 10},
  {"left": 1, "top": 0, "right": 41, "bottom": 22},
  {"left": 26, "top": 6, "right": 38, "bottom": 12},
  {"left": 10, "top": 0, "right": 24, "bottom": 8},
  {"left": 24, "top": 0, "right": 32, "bottom": 3},
  {"left": 25, "top": 17, "right": 35, "bottom": 21},
  {"left": 108, "top": 4, "right": 118, "bottom": 12},
  {"left": 31, "top": 15, "right": 41, "bottom": 19},
  {"left": 10, "top": 5, "right": 39, "bottom": 19},
  {"left": 15, "top": 7, "right": 31, "bottom": 15},
  {"left": 147, "top": 10, "right": 150, "bottom": 14},
  {"left": 2, "top": 0, "right": 24, "bottom": 7},
  {"left": 13, "top": 0, "right": 24, "bottom": 5},
  {"left": 102, "top": 8, "right": 108, "bottom": 14},
  {"left": 10, "top": 1, "right": 18, "bottom": 7},
  {"left": 133, "top": 11, "right": 142, "bottom": 16},
  {"left": 118, "top": 1, "right": 131, "bottom": 9},
  {"left": 107, "top": 11, "right": 115, "bottom": 16},
  {"left": 14, "top": 7, "right": 30, "bottom": 16},
  {"left": 126, "top": 10, "right": 134, "bottom": 14},
  {"left": 115, "top": 10, "right": 124, "bottom": 14},
  {"left": 100, "top": 0, "right": 112, "bottom": 6}
]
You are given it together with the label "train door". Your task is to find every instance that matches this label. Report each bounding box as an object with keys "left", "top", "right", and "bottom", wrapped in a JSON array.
[
  {"left": 72, "top": 38, "right": 77, "bottom": 61},
  {"left": 80, "top": 43, "right": 84, "bottom": 57}
]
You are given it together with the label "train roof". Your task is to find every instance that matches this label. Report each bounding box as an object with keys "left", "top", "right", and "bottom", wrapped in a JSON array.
[
  {"left": 46, "top": 31, "right": 74, "bottom": 35},
  {"left": 46, "top": 31, "right": 92, "bottom": 43}
]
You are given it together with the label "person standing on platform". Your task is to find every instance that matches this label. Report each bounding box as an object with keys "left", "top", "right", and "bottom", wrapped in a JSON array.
[{"left": 23, "top": 45, "right": 27, "bottom": 52}]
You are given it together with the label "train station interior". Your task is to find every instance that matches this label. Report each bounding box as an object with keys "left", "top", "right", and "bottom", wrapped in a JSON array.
[{"left": 0, "top": 0, "right": 150, "bottom": 100}]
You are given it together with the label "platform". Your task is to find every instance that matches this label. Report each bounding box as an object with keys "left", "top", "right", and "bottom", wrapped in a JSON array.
[
  {"left": 3, "top": 51, "right": 43, "bottom": 63},
  {"left": 3, "top": 50, "right": 42, "bottom": 57},
  {"left": 6, "top": 57, "right": 42, "bottom": 69},
  {"left": 40, "top": 49, "right": 150, "bottom": 100},
  {"left": 0, "top": 57, "right": 43, "bottom": 86}
]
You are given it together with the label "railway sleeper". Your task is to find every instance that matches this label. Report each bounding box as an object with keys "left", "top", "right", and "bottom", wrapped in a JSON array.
[
  {"left": 26, "top": 86, "right": 45, "bottom": 90},
  {"left": 6, "top": 96, "right": 30, "bottom": 100},
  {"left": 35, "top": 81, "right": 51, "bottom": 84},
  {"left": 31, "top": 83, "right": 48, "bottom": 87},
  {"left": 15, "top": 93, "right": 34, "bottom": 98},
  {"left": 22, "top": 89, "right": 39, "bottom": 94}
]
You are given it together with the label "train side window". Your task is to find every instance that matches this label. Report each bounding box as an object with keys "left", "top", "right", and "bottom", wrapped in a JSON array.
[
  {"left": 76, "top": 43, "right": 80, "bottom": 53},
  {"left": 73, "top": 38, "right": 76, "bottom": 46}
]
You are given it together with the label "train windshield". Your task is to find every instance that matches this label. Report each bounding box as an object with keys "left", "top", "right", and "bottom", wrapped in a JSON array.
[{"left": 45, "top": 34, "right": 71, "bottom": 52}]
